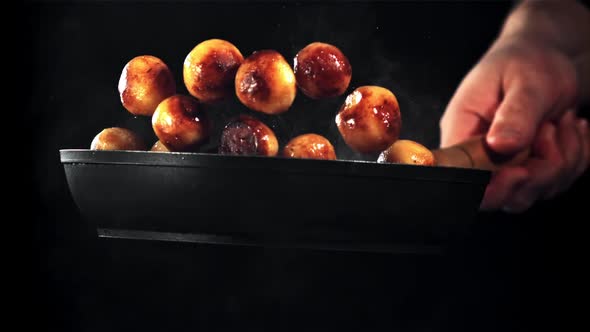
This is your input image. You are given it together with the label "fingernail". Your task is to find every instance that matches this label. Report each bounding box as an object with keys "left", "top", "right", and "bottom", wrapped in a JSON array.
[
  {"left": 488, "top": 128, "right": 523, "bottom": 146},
  {"left": 496, "top": 128, "right": 522, "bottom": 140}
]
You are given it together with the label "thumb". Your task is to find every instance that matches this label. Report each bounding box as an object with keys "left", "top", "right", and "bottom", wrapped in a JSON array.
[
  {"left": 486, "top": 85, "right": 549, "bottom": 155},
  {"left": 440, "top": 64, "right": 501, "bottom": 148}
]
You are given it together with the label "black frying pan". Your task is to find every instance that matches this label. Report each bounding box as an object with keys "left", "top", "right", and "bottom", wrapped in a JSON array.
[{"left": 60, "top": 137, "right": 502, "bottom": 254}]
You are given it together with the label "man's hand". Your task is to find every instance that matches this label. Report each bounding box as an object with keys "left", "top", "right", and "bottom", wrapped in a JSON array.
[{"left": 440, "top": 34, "right": 589, "bottom": 212}]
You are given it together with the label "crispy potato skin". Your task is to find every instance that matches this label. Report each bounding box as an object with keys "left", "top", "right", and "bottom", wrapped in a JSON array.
[
  {"left": 118, "top": 55, "right": 176, "bottom": 116},
  {"left": 377, "top": 139, "right": 436, "bottom": 166},
  {"left": 235, "top": 50, "right": 296, "bottom": 115},
  {"left": 183, "top": 39, "right": 244, "bottom": 103},
  {"left": 151, "top": 95, "right": 211, "bottom": 152},
  {"left": 150, "top": 140, "right": 172, "bottom": 152},
  {"left": 218, "top": 115, "right": 278, "bottom": 156},
  {"left": 294, "top": 42, "right": 352, "bottom": 99},
  {"left": 282, "top": 133, "right": 336, "bottom": 160},
  {"left": 335, "top": 86, "right": 401, "bottom": 154},
  {"left": 90, "top": 127, "right": 146, "bottom": 151}
]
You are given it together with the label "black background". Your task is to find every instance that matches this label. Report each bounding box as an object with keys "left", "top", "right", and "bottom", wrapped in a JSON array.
[{"left": 29, "top": 1, "right": 588, "bottom": 331}]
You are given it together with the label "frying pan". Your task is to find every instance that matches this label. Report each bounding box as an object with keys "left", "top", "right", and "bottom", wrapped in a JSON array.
[{"left": 61, "top": 136, "right": 517, "bottom": 254}]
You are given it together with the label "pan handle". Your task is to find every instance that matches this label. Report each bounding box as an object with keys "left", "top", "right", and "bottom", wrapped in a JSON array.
[{"left": 432, "top": 136, "right": 530, "bottom": 171}]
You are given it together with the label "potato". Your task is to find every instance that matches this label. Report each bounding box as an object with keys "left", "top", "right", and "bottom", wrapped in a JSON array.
[
  {"left": 377, "top": 139, "right": 436, "bottom": 166},
  {"left": 282, "top": 133, "right": 336, "bottom": 160},
  {"left": 235, "top": 50, "right": 296, "bottom": 115},
  {"left": 150, "top": 140, "right": 172, "bottom": 152},
  {"left": 118, "top": 55, "right": 176, "bottom": 116},
  {"left": 90, "top": 127, "right": 146, "bottom": 151},
  {"left": 218, "top": 115, "right": 278, "bottom": 156},
  {"left": 294, "top": 42, "right": 352, "bottom": 99},
  {"left": 183, "top": 39, "right": 244, "bottom": 103},
  {"left": 335, "top": 86, "right": 401, "bottom": 154},
  {"left": 151, "top": 95, "right": 210, "bottom": 151}
]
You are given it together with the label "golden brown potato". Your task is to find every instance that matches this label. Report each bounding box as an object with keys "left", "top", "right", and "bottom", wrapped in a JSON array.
[
  {"left": 282, "top": 133, "right": 336, "bottom": 160},
  {"left": 294, "top": 42, "right": 352, "bottom": 99},
  {"left": 377, "top": 139, "right": 436, "bottom": 166},
  {"left": 235, "top": 50, "right": 296, "bottom": 115},
  {"left": 218, "top": 115, "right": 278, "bottom": 156},
  {"left": 118, "top": 55, "right": 176, "bottom": 116},
  {"left": 150, "top": 140, "right": 172, "bottom": 152},
  {"left": 90, "top": 127, "right": 146, "bottom": 151},
  {"left": 183, "top": 39, "right": 244, "bottom": 103},
  {"left": 151, "top": 94, "right": 210, "bottom": 151},
  {"left": 335, "top": 86, "right": 401, "bottom": 154}
]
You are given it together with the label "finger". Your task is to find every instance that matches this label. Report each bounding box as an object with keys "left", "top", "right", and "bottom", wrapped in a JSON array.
[
  {"left": 480, "top": 166, "right": 529, "bottom": 211},
  {"left": 504, "top": 122, "right": 562, "bottom": 211},
  {"left": 505, "top": 158, "right": 556, "bottom": 212},
  {"left": 507, "top": 123, "right": 563, "bottom": 207},
  {"left": 486, "top": 83, "right": 549, "bottom": 155},
  {"left": 440, "top": 110, "right": 490, "bottom": 148},
  {"left": 508, "top": 159, "right": 558, "bottom": 211},
  {"left": 548, "top": 111, "right": 583, "bottom": 196},
  {"left": 440, "top": 64, "right": 501, "bottom": 148}
]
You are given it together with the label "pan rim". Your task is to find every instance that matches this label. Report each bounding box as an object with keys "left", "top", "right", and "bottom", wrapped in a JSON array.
[{"left": 60, "top": 149, "right": 491, "bottom": 185}]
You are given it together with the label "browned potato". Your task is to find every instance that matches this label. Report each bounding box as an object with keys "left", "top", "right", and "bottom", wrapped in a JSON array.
[
  {"left": 294, "top": 42, "right": 352, "bottom": 99},
  {"left": 335, "top": 86, "right": 401, "bottom": 154},
  {"left": 151, "top": 94, "right": 210, "bottom": 151},
  {"left": 118, "top": 55, "right": 176, "bottom": 116},
  {"left": 150, "top": 140, "right": 172, "bottom": 152},
  {"left": 218, "top": 115, "right": 278, "bottom": 156},
  {"left": 235, "top": 50, "right": 296, "bottom": 115},
  {"left": 90, "top": 127, "right": 146, "bottom": 151},
  {"left": 183, "top": 39, "right": 244, "bottom": 103},
  {"left": 282, "top": 133, "right": 336, "bottom": 160},
  {"left": 377, "top": 139, "right": 436, "bottom": 166}
]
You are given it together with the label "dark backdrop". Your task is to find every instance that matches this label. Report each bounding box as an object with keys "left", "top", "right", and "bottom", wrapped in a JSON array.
[{"left": 29, "top": 1, "right": 588, "bottom": 331}]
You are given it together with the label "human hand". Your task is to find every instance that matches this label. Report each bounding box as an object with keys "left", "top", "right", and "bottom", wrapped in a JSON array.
[{"left": 440, "top": 37, "right": 589, "bottom": 212}]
